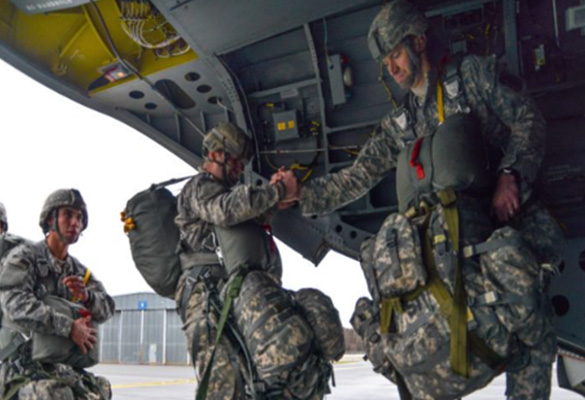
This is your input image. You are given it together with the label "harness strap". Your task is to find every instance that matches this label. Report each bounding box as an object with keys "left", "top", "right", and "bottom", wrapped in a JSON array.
[
  {"left": 2, "top": 376, "right": 31, "bottom": 400},
  {"left": 0, "top": 332, "right": 26, "bottom": 362},
  {"left": 180, "top": 265, "right": 210, "bottom": 323},
  {"left": 435, "top": 191, "right": 469, "bottom": 377},
  {"left": 196, "top": 268, "right": 246, "bottom": 400},
  {"left": 469, "top": 291, "right": 538, "bottom": 308},
  {"left": 462, "top": 237, "right": 523, "bottom": 258},
  {"left": 379, "top": 297, "right": 403, "bottom": 334},
  {"left": 416, "top": 190, "right": 504, "bottom": 376}
]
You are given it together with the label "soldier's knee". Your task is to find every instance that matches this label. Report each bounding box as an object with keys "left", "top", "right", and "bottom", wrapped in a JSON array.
[{"left": 18, "top": 380, "right": 75, "bottom": 400}]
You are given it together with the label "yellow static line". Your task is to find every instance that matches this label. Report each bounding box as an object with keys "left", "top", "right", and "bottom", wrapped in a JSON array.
[{"left": 112, "top": 378, "right": 196, "bottom": 389}]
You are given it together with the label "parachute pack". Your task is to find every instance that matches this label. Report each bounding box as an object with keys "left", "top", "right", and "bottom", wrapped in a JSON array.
[
  {"left": 351, "top": 113, "right": 551, "bottom": 399},
  {"left": 354, "top": 195, "right": 549, "bottom": 399},
  {"left": 199, "top": 221, "right": 343, "bottom": 399},
  {"left": 31, "top": 295, "right": 99, "bottom": 368},
  {"left": 122, "top": 177, "right": 192, "bottom": 298}
]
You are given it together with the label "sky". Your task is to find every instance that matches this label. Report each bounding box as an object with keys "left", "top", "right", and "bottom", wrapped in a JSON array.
[{"left": 0, "top": 59, "right": 369, "bottom": 327}]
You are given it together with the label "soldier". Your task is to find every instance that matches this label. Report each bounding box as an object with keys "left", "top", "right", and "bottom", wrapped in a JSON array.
[
  {"left": 0, "top": 189, "right": 115, "bottom": 399},
  {"left": 175, "top": 122, "right": 343, "bottom": 399},
  {"left": 0, "top": 202, "right": 33, "bottom": 263},
  {"left": 274, "top": 1, "right": 561, "bottom": 399},
  {"left": 0, "top": 202, "right": 6, "bottom": 235}
]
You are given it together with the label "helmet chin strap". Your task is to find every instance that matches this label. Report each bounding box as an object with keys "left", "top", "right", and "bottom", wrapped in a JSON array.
[
  {"left": 208, "top": 152, "right": 238, "bottom": 187},
  {"left": 49, "top": 209, "right": 79, "bottom": 245}
]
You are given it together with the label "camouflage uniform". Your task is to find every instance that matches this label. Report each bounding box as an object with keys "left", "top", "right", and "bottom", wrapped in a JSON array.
[
  {"left": 175, "top": 171, "right": 279, "bottom": 400},
  {"left": 175, "top": 170, "right": 338, "bottom": 399},
  {"left": 0, "top": 233, "right": 33, "bottom": 264},
  {"left": 300, "top": 3, "right": 561, "bottom": 397},
  {"left": 0, "top": 240, "right": 115, "bottom": 399}
]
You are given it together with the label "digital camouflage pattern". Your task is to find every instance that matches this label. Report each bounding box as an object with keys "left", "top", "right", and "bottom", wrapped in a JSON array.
[
  {"left": 0, "top": 201, "right": 7, "bottom": 231},
  {"left": 0, "top": 241, "right": 115, "bottom": 337},
  {"left": 362, "top": 212, "right": 427, "bottom": 298},
  {"left": 202, "top": 122, "right": 253, "bottom": 162},
  {"left": 0, "top": 241, "right": 115, "bottom": 399},
  {"left": 175, "top": 172, "right": 337, "bottom": 399},
  {"left": 232, "top": 270, "right": 332, "bottom": 399},
  {"left": 300, "top": 51, "right": 563, "bottom": 267},
  {"left": 0, "top": 345, "right": 111, "bottom": 400},
  {"left": 367, "top": 0, "right": 427, "bottom": 60},
  {"left": 179, "top": 279, "right": 248, "bottom": 400},
  {"left": 350, "top": 297, "right": 398, "bottom": 383},
  {"left": 353, "top": 199, "right": 555, "bottom": 399},
  {"left": 175, "top": 172, "right": 281, "bottom": 399},
  {"left": 301, "top": 54, "right": 545, "bottom": 215},
  {"left": 175, "top": 172, "right": 280, "bottom": 255},
  {"left": 506, "top": 331, "right": 556, "bottom": 400},
  {"left": 0, "top": 233, "right": 33, "bottom": 264},
  {"left": 293, "top": 288, "right": 345, "bottom": 361}
]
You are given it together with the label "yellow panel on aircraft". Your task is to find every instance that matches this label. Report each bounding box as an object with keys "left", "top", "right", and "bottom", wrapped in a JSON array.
[{"left": 0, "top": 0, "right": 196, "bottom": 94}]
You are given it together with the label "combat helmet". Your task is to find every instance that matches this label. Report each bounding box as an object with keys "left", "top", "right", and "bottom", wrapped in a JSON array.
[
  {"left": 367, "top": 0, "right": 428, "bottom": 62},
  {"left": 39, "top": 189, "right": 88, "bottom": 234},
  {"left": 0, "top": 201, "right": 7, "bottom": 232},
  {"left": 202, "top": 122, "right": 253, "bottom": 162}
]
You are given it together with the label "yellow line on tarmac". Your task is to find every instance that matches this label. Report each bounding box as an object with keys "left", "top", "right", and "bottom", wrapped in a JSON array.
[{"left": 112, "top": 379, "right": 196, "bottom": 389}]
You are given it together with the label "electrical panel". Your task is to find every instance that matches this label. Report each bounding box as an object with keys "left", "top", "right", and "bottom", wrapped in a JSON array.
[{"left": 272, "top": 110, "right": 300, "bottom": 142}]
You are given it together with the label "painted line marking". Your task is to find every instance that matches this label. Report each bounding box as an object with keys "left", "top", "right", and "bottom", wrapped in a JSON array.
[{"left": 112, "top": 379, "right": 196, "bottom": 389}]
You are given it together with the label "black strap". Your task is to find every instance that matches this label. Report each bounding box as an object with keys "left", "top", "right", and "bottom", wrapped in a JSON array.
[
  {"left": 151, "top": 175, "right": 194, "bottom": 191},
  {"left": 179, "top": 266, "right": 208, "bottom": 323},
  {"left": 196, "top": 271, "right": 246, "bottom": 400}
]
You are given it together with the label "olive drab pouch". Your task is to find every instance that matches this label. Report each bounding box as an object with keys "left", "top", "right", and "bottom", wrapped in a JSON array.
[
  {"left": 466, "top": 227, "right": 549, "bottom": 347},
  {"left": 31, "top": 295, "right": 99, "bottom": 369},
  {"left": 359, "top": 212, "right": 427, "bottom": 300},
  {"left": 350, "top": 297, "right": 398, "bottom": 384},
  {"left": 123, "top": 177, "right": 191, "bottom": 299},
  {"left": 230, "top": 270, "right": 329, "bottom": 399},
  {"left": 294, "top": 288, "right": 345, "bottom": 361},
  {"left": 214, "top": 221, "right": 282, "bottom": 279}
]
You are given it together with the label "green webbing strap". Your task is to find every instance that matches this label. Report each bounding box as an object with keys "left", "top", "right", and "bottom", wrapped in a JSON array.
[
  {"left": 196, "top": 269, "right": 246, "bottom": 400},
  {"left": 419, "top": 190, "right": 468, "bottom": 377},
  {"left": 437, "top": 191, "right": 468, "bottom": 378},
  {"left": 2, "top": 376, "right": 30, "bottom": 400},
  {"left": 380, "top": 297, "right": 403, "bottom": 334},
  {"left": 420, "top": 191, "right": 504, "bottom": 376}
]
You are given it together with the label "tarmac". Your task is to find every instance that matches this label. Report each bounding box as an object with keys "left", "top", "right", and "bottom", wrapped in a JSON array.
[{"left": 88, "top": 354, "right": 583, "bottom": 399}]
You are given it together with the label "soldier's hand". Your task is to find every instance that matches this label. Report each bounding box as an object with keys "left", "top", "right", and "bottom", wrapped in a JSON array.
[
  {"left": 70, "top": 316, "right": 97, "bottom": 354},
  {"left": 270, "top": 167, "right": 287, "bottom": 185},
  {"left": 492, "top": 173, "right": 520, "bottom": 223},
  {"left": 63, "top": 275, "right": 88, "bottom": 302},
  {"left": 279, "top": 170, "right": 301, "bottom": 202}
]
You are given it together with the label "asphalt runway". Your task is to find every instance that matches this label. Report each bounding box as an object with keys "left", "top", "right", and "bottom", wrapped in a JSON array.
[{"left": 89, "top": 359, "right": 583, "bottom": 399}]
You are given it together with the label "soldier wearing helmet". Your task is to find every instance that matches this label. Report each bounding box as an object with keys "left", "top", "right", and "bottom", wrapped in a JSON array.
[
  {"left": 0, "top": 202, "right": 7, "bottom": 235},
  {"left": 0, "top": 189, "right": 115, "bottom": 399},
  {"left": 274, "top": 1, "right": 561, "bottom": 399},
  {"left": 175, "top": 122, "right": 340, "bottom": 399}
]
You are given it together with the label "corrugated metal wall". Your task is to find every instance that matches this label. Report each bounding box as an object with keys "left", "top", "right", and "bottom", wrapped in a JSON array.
[{"left": 98, "top": 292, "right": 190, "bottom": 365}]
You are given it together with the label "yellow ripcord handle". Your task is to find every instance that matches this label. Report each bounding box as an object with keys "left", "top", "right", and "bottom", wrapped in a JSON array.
[
  {"left": 72, "top": 269, "right": 91, "bottom": 303},
  {"left": 437, "top": 78, "right": 445, "bottom": 124}
]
